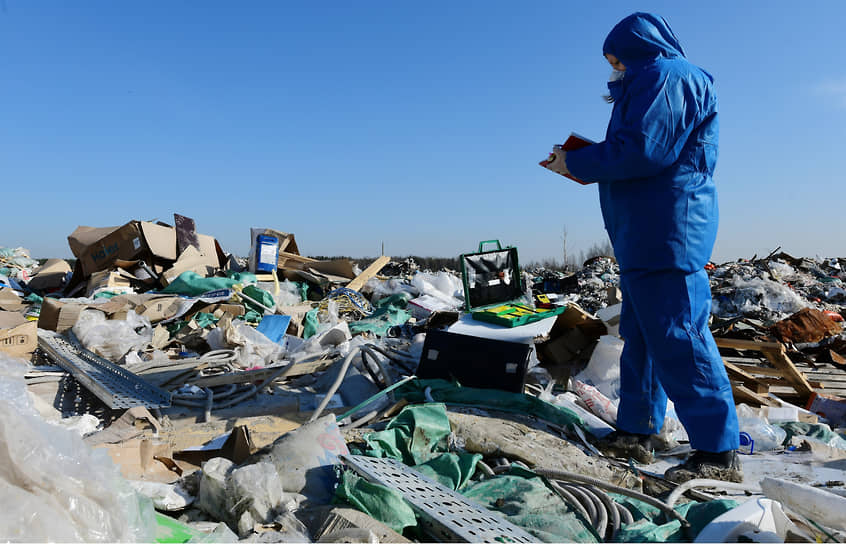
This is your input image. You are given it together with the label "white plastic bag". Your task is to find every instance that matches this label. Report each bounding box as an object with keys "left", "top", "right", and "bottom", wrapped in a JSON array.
[
  {"left": 0, "top": 354, "right": 155, "bottom": 542},
  {"left": 260, "top": 414, "right": 350, "bottom": 504},
  {"left": 72, "top": 309, "right": 154, "bottom": 361},
  {"left": 574, "top": 335, "right": 623, "bottom": 401},
  {"left": 207, "top": 319, "right": 284, "bottom": 368}
]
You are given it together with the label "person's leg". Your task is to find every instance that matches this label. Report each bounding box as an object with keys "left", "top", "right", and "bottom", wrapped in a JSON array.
[
  {"left": 616, "top": 277, "right": 668, "bottom": 436},
  {"left": 596, "top": 279, "right": 668, "bottom": 463},
  {"left": 622, "top": 268, "right": 739, "bottom": 453}
]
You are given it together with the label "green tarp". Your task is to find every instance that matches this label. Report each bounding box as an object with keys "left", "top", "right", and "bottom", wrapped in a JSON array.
[
  {"left": 337, "top": 403, "right": 596, "bottom": 542},
  {"left": 395, "top": 378, "right": 584, "bottom": 431},
  {"left": 610, "top": 494, "right": 739, "bottom": 542}
]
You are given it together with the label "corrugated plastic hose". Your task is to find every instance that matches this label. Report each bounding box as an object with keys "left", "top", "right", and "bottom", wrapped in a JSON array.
[
  {"left": 549, "top": 480, "right": 592, "bottom": 523},
  {"left": 309, "top": 350, "right": 358, "bottom": 423},
  {"left": 360, "top": 345, "right": 394, "bottom": 388},
  {"left": 616, "top": 501, "right": 634, "bottom": 525},
  {"left": 533, "top": 467, "right": 691, "bottom": 529},
  {"left": 172, "top": 363, "right": 293, "bottom": 413}
]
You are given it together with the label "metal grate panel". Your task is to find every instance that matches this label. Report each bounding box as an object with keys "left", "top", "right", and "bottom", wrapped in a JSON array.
[
  {"left": 38, "top": 330, "right": 171, "bottom": 409},
  {"left": 341, "top": 454, "right": 535, "bottom": 543}
]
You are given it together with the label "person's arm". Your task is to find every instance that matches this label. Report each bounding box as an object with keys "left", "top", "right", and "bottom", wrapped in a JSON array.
[{"left": 566, "top": 70, "right": 699, "bottom": 183}]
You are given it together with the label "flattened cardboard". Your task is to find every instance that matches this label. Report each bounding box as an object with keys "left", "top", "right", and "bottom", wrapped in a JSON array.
[
  {"left": 0, "top": 288, "right": 27, "bottom": 312},
  {"left": 161, "top": 246, "right": 217, "bottom": 285},
  {"left": 0, "top": 311, "right": 37, "bottom": 358}
]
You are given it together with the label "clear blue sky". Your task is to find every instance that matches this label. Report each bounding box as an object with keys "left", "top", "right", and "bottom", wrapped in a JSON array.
[{"left": 2, "top": 1, "right": 844, "bottom": 264}]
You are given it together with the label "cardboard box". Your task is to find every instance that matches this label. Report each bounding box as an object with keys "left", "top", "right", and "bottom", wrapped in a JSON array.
[
  {"left": 37, "top": 296, "right": 140, "bottom": 332},
  {"left": 68, "top": 220, "right": 222, "bottom": 279},
  {"left": 85, "top": 269, "right": 135, "bottom": 298},
  {"left": 535, "top": 304, "right": 606, "bottom": 382},
  {"left": 27, "top": 259, "right": 72, "bottom": 292},
  {"left": 0, "top": 311, "right": 37, "bottom": 358}
]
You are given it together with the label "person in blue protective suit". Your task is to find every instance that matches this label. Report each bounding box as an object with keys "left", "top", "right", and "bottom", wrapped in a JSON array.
[{"left": 544, "top": 12, "right": 742, "bottom": 483}]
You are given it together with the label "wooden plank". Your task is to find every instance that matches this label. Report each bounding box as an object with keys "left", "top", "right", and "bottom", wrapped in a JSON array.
[
  {"left": 760, "top": 346, "right": 816, "bottom": 398},
  {"left": 731, "top": 382, "right": 773, "bottom": 406},
  {"left": 346, "top": 256, "right": 391, "bottom": 292},
  {"left": 279, "top": 251, "right": 318, "bottom": 265},
  {"left": 729, "top": 364, "right": 788, "bottom": 378},
  {"left": 757, "top": 377, "right": 825, "bottom": 389},
  {"left": 724, "top": 360, "right": 769, "bottom": 393},
  {"left": 714, "top": 337, "right": 782, "bottom": 351}
]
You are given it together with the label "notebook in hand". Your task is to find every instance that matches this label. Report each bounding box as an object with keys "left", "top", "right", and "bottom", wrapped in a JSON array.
[{"left": 539, "top": 132, "right": 595, "bottom": 185}]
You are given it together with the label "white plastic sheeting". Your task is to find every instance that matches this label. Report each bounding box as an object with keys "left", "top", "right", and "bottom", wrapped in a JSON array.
[{"left": 0, "top": 354, "right": 155, "bottom": 542}]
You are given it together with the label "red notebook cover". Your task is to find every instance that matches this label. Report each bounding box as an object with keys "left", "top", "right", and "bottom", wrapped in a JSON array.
[{"left": 539, "top": 132, "right": 596, "bottom": 185}]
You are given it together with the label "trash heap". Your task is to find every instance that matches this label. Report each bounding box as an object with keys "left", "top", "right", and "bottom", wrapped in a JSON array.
[{"left": 2, "top": 221, "right": 846, "bottom": 543}]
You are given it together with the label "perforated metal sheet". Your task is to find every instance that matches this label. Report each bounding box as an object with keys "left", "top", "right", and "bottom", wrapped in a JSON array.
[
  {"left": 341, "top": 454, "right": 535, "bottom": 543},
  {"left": 37, "top": 330, "right": 172, "bottom": 409}
]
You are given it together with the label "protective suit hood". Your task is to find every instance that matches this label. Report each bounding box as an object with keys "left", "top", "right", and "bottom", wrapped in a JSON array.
[{"left": 603, "top": 13, "right": 685, "bottom": 70}]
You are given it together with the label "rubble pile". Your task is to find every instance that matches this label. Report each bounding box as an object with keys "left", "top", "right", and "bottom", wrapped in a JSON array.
[{"left": 1, "top": 218, "right": 845, "bottom": 543}]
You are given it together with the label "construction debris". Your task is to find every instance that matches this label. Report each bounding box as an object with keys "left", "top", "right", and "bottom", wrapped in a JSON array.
[{"left": 2, "top": 224, "right": 845, "bottom": 542}]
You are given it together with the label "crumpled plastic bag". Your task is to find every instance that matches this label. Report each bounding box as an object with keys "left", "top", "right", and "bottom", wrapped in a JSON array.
[
  {"left": 0, "top": 354, "right": 155, "bottom": 542},
  {"left": 207, "top": 317, "right": 284, "bottom": 368},
  {"left": 410, "top": 271, "right": 464, "bottom": 308},
  {"left": 712, "top": 276, "right": 808, "bottom": 320},
  {"left": 72, "top": 309, "right": 153, "bottom": 361},
  {"left": 258, "top": 414, "right": 350, "bottom": 505},
  {"left": 574, "top": 335, "right": 623, "bottom": 401}
]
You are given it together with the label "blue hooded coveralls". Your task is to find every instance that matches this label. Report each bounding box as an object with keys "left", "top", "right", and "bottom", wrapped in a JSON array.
[{"left": 566, "top": 13, "right": 739, "bottom": 453}]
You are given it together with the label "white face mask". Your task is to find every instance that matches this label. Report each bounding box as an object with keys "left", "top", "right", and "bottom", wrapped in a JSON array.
[{"left": 609, "top": 68, "right": 625, "bottom": 82}]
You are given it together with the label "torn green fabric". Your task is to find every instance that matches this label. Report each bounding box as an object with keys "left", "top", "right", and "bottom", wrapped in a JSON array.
[
  {"left": 192, "top": 312, "right": 218, "bottom": 329},
  {"left": 462, "top": 466, "right": 599, "bottom": 543},
  {"left": 241, "top": 284, "right": 274, "bottom": 314},
  {"left": 396, "top": 379, "right": 584, "bottom": 431},
  {"left": 302, "top": 308, "right": 320, "bottom": 339},
  {"left": 362, "top": 403, "right": 451, "bottom": 466},
  {"left": 161, "top": 272, "right": 239, "bottom": 297},
  {"left": 610, "top": 494, "right": 739, "bottom": 542},
  {"left": 334, "top": 471, "right": 417, "bottom": 534},
  {"left": 338, "top": 403, "right": 594, "bottom": 542},
  {"left": 775, "top": 421, "right": 846, "bottom": 449},
  {"left": 373, "top": 293, "right": 411, "bottom": 309},
  {"left": 414, "top": 452, "right": 483, "bottom": 492}
]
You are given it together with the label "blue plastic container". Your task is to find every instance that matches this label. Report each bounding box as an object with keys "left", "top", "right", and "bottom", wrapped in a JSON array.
[{"left": 256, "top": 235, "right": 279, "bottom": 273}]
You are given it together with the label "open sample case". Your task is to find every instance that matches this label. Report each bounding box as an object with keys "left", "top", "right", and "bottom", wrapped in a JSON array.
[{"left": 460, "top": 240, "right": 565, "bottom": 327}]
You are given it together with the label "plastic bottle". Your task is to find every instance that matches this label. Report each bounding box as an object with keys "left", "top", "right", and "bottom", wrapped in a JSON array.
[{"left": 736, "top": 404, "right": 787, "bottom": 452}]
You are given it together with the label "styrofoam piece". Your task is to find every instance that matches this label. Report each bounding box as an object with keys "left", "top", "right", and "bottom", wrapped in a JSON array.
[
  {"left": 447, "top": 312, "right": 555, "bottom": 344},
  {"left": 695, "top": 498, "right": 794, "bottom": 543},
  {"left": 760, "top": 477, "right": 846, "bottom": 532}
]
